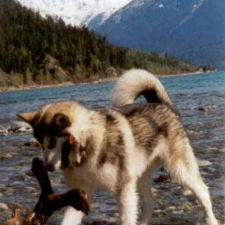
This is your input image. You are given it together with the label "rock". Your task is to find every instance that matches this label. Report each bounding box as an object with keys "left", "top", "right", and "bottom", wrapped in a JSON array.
[
  {"left": 0, "top": 128, "right": 9, "bottom": 136},
  {"left": 173, "top": 209, "right": 185, "bottom": 214},
  {"left": 197, "top": 159, "right": 212, "bottom": 167},
  {"left": 198, "top": 104, "right": 216, "bottom": 112},
  {"left": 24, "top": 138, "right": 39, "bottom": 147},
  {"left": 168, "top": 206, "right": 176, "bottom": 210},
  {"left": 154, "top": 209, "right": 163, "bottom": 213},
  {"left": 1, "top": 120, "right": 32, "bottom": 135},
  {"left": 8, "top": 121, "right": 32, "bottom": 133},
  {"left": 183, "top": 189, "right": 192, "bottom": 196},
  {"left": 0, "top": 153, "right": 13, "bottom": 160},
  {"left": 154, "top": 174, "right": 171, "bottom": 183},
  {"left": 0, "top": 202, "right": 9, "bottom": 211},
  {"left": 25, "top": 169, "right": 34, "bottom": 177}
]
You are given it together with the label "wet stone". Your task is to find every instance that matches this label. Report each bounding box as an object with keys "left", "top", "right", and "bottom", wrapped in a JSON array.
[
  {"left": 0, "top": 129, "right": 9, "bottom": 136},
  {"left": 198, "top": 104, "right": 216, "bottom": 111},
  {"left": 154, "top": 174, "right": 171, "bottom": 183},
  {"left": 0, "top": 203, "right": 9, "bottom": 211},
  {"left": 197, "top": 159, "right": 212, "bottom": 167},
  {"left": 8, "top": 121, "right": 32, "bottom": 133},
  {"left": 0, "top": 153, "right": 13, "bottom": 160},
  {"left": 25, "top": 169, "right": 34, "bottom": 177},
  {"left": 23, "top": 138, "right": 40, "bottom": 147},
  {"left": 183, "top": 189, "right": 192, "bottom": 196}
]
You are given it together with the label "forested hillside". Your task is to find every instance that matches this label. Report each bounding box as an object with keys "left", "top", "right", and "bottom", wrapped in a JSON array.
[{"left": 0, "top": 0, "right": 199, "bottom": 88}]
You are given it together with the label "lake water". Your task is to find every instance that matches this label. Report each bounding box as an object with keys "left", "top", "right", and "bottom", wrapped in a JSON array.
[{"left": 0, "top": 71, "right": 224, "bottom": 224}]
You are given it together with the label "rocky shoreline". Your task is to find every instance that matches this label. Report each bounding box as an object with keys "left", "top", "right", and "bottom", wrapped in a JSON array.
[
  {"left": 0, "top": 121, "right": 32, "bottom": 136},
  {"left": 0, "top": 70, "right": 208, "bottom": 93}
]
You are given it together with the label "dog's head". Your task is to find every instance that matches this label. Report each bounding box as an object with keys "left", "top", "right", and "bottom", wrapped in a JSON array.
[{"left": 17, "top": 101, "right": 91, "bottom": 171}]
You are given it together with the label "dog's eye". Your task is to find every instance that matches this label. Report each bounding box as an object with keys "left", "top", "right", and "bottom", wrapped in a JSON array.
[{"left": 48, "top": 138, "right": 56, "bottom": 149}]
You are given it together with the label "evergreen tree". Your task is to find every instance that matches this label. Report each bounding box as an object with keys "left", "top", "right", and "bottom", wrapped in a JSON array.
[{"left": 24, "top": 68, "right": 33, "bottom": 85}]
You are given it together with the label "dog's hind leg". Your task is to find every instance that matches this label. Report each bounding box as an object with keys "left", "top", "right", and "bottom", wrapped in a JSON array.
[
  {"left": 118, "top": 178, "right": 139, "bottom": 225},
  {"left": 166, "top": 142, "right": 218, "bottom": 225},
  {"left": 137, "top": 168, "right": 154, "bottom": 225}
]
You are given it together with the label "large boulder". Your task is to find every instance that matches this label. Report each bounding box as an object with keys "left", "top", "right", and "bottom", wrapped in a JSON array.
[{"left": 8, "top": 121, "right": 32, "bottom": 133}]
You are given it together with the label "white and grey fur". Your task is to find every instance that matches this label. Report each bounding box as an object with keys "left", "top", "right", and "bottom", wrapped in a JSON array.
[{"left": 17, "top": 69, "right": 218, "bottom": 225}]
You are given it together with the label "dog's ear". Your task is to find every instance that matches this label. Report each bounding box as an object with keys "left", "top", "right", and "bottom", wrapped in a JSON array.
[
  {"left": 53, "top": 113, "right": 71, "bottom": 129},
  {"left": 17, "top": 111, "right": 37, "bottom": 125}
]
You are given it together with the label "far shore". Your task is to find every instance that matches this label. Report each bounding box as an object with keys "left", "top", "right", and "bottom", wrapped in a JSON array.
[{"left": 0, "top": 69, "right": 213, "bottom": 93}]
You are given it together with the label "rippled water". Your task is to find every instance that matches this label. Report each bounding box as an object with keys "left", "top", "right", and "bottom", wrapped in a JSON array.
[{"left": 0, "top": 71, "right": 225, "bottom": 224}]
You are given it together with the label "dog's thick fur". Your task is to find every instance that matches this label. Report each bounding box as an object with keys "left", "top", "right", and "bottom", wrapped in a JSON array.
[{"left": 18, "top": 69, "right": 218, "bottom": 225}]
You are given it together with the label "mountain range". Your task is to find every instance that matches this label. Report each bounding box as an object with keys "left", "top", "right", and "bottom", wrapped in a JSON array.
[
  {"left": 16, "top": 0, "right": 225, "bottom": 70},
  {"left": 16, "top": 0, "right": 132, "bottom": 27}
]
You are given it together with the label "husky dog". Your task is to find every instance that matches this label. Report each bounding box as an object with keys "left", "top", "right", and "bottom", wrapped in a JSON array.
[{"left": 17, "top": 69, "right": 218, "bottom": 225}]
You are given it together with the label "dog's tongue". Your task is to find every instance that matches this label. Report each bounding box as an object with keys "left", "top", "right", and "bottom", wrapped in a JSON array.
[{"left": 69, "top": 135, "right": 75, "bottom": 144}]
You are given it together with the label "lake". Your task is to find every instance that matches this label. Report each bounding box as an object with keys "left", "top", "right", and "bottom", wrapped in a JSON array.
[{"left": 0, "top": 71, "right": 224, "bottom": 224}]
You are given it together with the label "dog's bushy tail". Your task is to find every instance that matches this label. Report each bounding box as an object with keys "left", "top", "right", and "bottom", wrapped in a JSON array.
[{"left": 112, "top": 69, "right": 173, "bottom": 107}]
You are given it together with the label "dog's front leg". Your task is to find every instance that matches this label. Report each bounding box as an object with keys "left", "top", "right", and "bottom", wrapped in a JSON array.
[
  {"left": 61, "top": 190, "right": 91, "bottom": 225},
  {"left": 118, "top": 178, "right": 138, "bottom": 225},
  {"left": 61, "top": 206, "right": 84, "bottom": 225}
]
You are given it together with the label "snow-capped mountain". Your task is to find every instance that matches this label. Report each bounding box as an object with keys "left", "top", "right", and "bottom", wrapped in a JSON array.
[
  {"left": 16, "top": 0, "right": 225, "bottom": 69},
  {"left": 16, "top": 0, "right": 132, "bottom": 27},
  {"left": 96, "top": 0, "right": 225, "bottom": 69}
]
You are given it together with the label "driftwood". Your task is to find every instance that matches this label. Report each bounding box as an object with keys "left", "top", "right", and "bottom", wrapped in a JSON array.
[
  {"left": 3, "top": 158, "right": 89, "bottom": 225},
  {"left": 3, "top": 204, "right": 22, "bottom": 225}
]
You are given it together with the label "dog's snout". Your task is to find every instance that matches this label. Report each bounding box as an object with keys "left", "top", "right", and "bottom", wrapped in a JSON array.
[{"left": 47, "top": 164, "right": 55, "bottom": 172}]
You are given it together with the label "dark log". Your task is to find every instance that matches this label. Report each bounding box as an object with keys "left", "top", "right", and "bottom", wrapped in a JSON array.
[
  {"left": 23, "top": 158, "right": 89, "bottom": 225},
  {"left": 23, "top": 189, "right": 89, "bottom": 225},
  {"left": 3, "top": 158, "right": 89, "bottom": 225}
]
